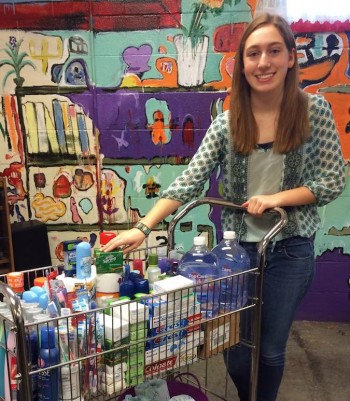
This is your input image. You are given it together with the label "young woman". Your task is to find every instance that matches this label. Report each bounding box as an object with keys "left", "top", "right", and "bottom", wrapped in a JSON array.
[{"left": 102, "top": 13, "right": 345, "bottom": 401}]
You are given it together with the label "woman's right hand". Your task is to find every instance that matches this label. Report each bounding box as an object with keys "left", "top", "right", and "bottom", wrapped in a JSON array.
[{"left": 101, "top": 228, "right": 146, "bottom": 254}]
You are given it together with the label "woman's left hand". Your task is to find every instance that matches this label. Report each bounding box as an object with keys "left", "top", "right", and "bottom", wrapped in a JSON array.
[{"left": 241, "top": 194, "right": 279, "bottom": 216}]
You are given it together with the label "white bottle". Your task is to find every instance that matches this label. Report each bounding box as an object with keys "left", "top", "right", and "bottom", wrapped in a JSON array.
[{"left": 146, "top": 253, "right": 161, "bottom": 290}]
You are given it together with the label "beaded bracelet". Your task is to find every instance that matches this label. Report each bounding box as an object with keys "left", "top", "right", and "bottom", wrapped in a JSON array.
[{"left": 134, "top": 221, "right": 152, "bottom": 237}]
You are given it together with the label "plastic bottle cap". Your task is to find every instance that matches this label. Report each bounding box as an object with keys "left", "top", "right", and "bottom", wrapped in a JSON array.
[
  {"left": 223, "top": 231, "right": 236, "bottom": 240},
  {"left": 132, "top": 259, "right": 144, "bottom": 277},
  {"left": 193, "top": 236, "right": 206, "bottom": 246},
  {"left": 33, "top": 277, "right": 47, "bottom": 287},
  {"left": 148, "top": 253, "right": 158, "bottom": 266},
  {"left": 157, "top": 247, "right": 167, "bottom": 257},
  {"left": 100, "top": 231, "right": 117, "bottom": 246}
]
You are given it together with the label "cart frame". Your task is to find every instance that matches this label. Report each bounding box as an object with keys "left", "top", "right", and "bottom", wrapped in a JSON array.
[
  {"left": 167, "top": 197, "right": 287, "bottom": 401},
  {"left": 0, "top": 196, "right": 287, "bottom": 401}
]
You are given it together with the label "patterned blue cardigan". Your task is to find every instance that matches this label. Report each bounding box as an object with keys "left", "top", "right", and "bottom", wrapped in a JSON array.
[{"left": 161, "top": 94, "right": 346, "bottom": 241}]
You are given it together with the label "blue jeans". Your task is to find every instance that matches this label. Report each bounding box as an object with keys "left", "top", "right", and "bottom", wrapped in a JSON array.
[{"left": 223, "top": 236, "right": 315, "bottom": 401}]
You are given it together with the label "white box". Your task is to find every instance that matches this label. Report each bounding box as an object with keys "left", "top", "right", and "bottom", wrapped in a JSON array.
[
  {"left": 109, "top": 300, "right": 149, "bottom": 324},
  {"left": 104, "top": 362, "right": 127, "bottom": 376},
  {"left": 153, "top": 276, "right": 194, "bottom": 300},
  {"left": 103, "top": 314, "right": 129, "bottom": 342},
  {"left": 101, "top": 372, "right": 124, "bottom": 386},
  {"left": 100, "top": 379, "right": 126, "bottom": 395}
]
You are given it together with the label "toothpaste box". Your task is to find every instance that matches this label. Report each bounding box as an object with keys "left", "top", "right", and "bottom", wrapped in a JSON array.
[
  {"left": 146, "top": 328, "right": 188, "bottom": 349},
  {"left": 144, "top": 330, "right": 202, "bottom": 376},
  {"left": 148, "top": 316, "right": 189, "bottom": 337},
  {"left": 148, "top": 301, "right": 201, "bottom": 329},
  {"left": 145, "top": 329, "right": 203, "bottom": 365},
  {"left": 146, "top": 313, "right": 202, "bottom": 349},
  {"left": 144, "top": 355, "right": 178, "bottom": 378},
  {"left": 141, "top": 292, "right": 197, "bottom": 319}
]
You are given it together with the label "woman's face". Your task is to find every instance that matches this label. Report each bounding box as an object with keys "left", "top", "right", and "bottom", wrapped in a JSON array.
[{"left": 242, "top": 24, "right": 295, "bottom": 97}]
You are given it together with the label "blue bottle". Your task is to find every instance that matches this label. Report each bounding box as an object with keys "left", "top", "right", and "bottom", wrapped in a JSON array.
[
  {"left": 76, "top": 241, "right": 92, "bottom": 280},
  {"left": 119, "top": 265, "right": 136, "bottom": 299},
  {"left": 27, "top": 325, "right": 39, "bottom": 401},
  {"left": 37, "top": 326, "right": 59, "bottom": 401},
  {"left": 177, "top": 236, "right": 220, "bottom": 318},
  {"left": 212, "top": 231, "right": 250, "bottom": 312}
]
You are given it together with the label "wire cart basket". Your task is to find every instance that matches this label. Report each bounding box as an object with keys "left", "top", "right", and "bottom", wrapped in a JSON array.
[{"left": 0, "top": 197, "right": 287, "bottom": 401}]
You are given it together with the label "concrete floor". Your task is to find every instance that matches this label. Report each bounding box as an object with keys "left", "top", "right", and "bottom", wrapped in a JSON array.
[{"left": 188, "top": 320, "right": 350, "bottom": 401}]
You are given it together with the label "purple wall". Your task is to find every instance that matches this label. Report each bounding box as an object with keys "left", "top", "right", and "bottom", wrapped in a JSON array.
[{"left": 296, "top": 250, "right": 350, "bottom": 322}]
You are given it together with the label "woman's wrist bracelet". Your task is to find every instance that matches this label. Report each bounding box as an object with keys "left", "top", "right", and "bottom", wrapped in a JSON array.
[{"left": 134, "top": 221, "right": 152, "bottom": 237}]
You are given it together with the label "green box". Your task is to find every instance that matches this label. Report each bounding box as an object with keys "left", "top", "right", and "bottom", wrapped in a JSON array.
[
  {"left": 95, "top": 251, "right": 124, "bottom": 273},
  {"left": 103, "top": 338, "right": 128, "bottom": 365},
  {"left": 126, "top": 373, "right": 144, "bottom": 387},
  {"left": 129, "top": 328, "right": 147, "bottom": 342}
]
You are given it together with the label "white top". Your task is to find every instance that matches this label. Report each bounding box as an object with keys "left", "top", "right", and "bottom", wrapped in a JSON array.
[
  {"left": 223, "top": 231, "right": 236, "bottom": 240},
  {"left": 245, "top": 145, "right": 283, "bottom": 242},
  {"left": 193, "top": 236, "right": 206, "bottom": 246}
]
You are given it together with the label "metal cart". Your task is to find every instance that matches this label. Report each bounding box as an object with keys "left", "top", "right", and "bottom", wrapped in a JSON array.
[{"left": 0, "top": 197, "right": 287, "bottom": 401}]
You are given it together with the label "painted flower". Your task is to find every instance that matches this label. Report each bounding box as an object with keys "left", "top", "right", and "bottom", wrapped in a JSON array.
[
  {"left": 0, "top": 36, "right": 35, "bottom": 87},
  {"left": 184, "top": 0, "right": 242, "bottom": 47}
]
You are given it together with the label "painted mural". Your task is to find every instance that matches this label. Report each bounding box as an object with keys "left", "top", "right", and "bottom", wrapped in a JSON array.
[{"left": 0, "top": 0, "right": 349, "bottom": 318}]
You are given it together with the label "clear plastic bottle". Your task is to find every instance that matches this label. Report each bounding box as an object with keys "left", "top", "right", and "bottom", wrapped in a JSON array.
[
  {"left": 212, "top": 231, "right": 250, "bottom": 312},
  {"left": 177, "top": 236, "right": 220, "bottom": 318},
  {"left": 156, "top": 247, "right": 172, "bottom": 274}
]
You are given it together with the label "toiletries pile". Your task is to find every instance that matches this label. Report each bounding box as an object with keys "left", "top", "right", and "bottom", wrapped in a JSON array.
[{"left": 0, "top": 231, "right": 249, "bottom": 400}]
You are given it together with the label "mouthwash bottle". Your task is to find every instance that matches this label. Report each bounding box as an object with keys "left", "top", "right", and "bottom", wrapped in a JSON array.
[
  {"left": 177, "top": 236, "right": 220, "bottom": 318},
  {"left": 212, "top": 231, "right": 250, "bottom": 312}
]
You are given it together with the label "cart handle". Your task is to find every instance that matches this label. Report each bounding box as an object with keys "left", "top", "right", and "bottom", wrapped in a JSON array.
[
  {"left": 167, "top": 196, "right": 288, "bottom": 251},
  {"left": 0, "top": 281, "right": 32, "bottom": 401}
]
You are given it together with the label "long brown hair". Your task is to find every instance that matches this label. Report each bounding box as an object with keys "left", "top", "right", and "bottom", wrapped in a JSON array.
[{"left": 229, "top": 13, "right": 310, "bottom": 155}]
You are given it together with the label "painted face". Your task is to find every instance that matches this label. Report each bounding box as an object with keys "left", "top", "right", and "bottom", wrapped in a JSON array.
[{"left": 243, "top": 24, "right": 295, "bottom": 96}]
